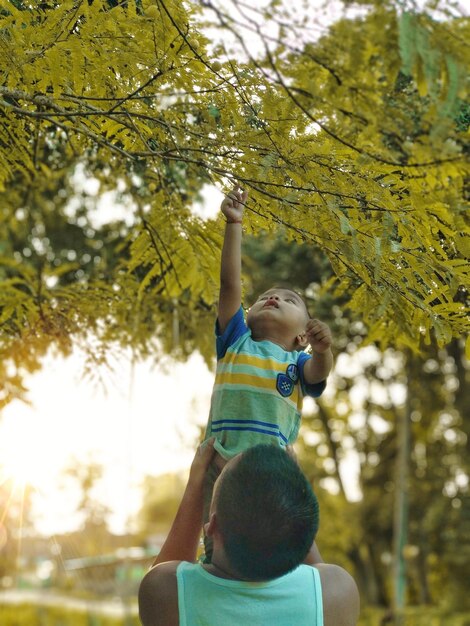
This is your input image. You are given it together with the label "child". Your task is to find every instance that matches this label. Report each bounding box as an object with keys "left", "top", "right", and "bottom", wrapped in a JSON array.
[{"left": 202, "top": 186, "right": 333, "bottom": 561}]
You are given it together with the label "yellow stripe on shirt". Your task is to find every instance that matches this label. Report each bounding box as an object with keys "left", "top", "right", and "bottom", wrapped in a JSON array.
[
  {"left": 219, "top": 351, "right": 291, "bottom": 373},
  {"left": 213, "top": 373, "right": 301, "bottom": 410}
]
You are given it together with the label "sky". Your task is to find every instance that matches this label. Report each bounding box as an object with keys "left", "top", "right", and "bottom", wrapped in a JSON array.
[{"left": 0, "top": 349, "right": 214, "bottom": 535}]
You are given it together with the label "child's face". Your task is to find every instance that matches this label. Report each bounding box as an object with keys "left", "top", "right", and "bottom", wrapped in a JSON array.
[{"left": 246, "top": 288, "right": 309, "bottom": 345}]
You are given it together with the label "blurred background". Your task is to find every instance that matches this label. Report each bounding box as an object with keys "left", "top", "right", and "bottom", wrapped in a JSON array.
[
  {"left": 1, "top": 227, "right": 468, "bottom": 625},
  {"left": 0, "top": 0, "right": 468, "bottom": 624}
]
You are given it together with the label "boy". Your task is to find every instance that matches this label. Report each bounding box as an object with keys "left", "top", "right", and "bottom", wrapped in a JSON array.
[{"left": 202, "top": 186, "right": 333, "bottom": 560}]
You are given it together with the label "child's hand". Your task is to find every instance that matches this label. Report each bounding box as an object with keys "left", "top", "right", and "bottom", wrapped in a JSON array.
[
  {"left": 221, "top": 186, "right": 248, "bottom": 223},
  {"left": 306, "top": 319, "right": 332, "bottom": 354}
]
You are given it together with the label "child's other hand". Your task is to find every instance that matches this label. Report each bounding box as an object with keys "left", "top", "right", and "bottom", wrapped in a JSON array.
[
  {"left": 306, "top": 319, "right": 332, "bottom": 354},
  {"left": 221, "top": 185, "right": 248, "bottom": 223}
]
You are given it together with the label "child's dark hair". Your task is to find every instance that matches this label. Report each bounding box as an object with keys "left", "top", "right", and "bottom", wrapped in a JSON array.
[{"left": 216, "top": 445, "right": 319, "bottom": 581}]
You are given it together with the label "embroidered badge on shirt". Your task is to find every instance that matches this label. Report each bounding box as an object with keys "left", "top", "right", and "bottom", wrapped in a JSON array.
[
  {"left": 286, "top": 364, "right": 299, "bottom": 382},
  {"left": 276, "top": 364, "right": 299, "bottom": 397},
  {"left": 276, "top": 374, "right": 293, "bottom": 397}
]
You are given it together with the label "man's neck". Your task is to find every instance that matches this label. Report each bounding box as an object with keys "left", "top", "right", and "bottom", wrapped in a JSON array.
[
  {"left": 204, "top": 559, "right": 237, "bottom": 580},
  {"left": 203, "top": 554, "right": 256, "bottom": 581}
]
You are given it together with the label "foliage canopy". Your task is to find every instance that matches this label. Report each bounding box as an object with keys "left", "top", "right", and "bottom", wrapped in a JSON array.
[{"left": 0, "top": 0, "right": 468, "bottom": 403}]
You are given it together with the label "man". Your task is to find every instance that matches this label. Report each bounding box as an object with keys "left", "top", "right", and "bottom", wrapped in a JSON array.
[{"left": 139, "top": 439, "right": 360, "bottom": 626}]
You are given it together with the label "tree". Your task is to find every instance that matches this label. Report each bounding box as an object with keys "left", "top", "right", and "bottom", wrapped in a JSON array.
[
  {"left": 0, "top": 0, "right": 468, "bottom": 405},
  {"left": 62, "top": 458, "right": 113, "bottom": 556},
  {"left": 137, "top": 472, "right": 186, "bottom": 535}
]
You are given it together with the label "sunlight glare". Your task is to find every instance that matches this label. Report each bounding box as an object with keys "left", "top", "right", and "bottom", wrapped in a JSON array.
[
  {"left": 0, "top": 349, "right": 213, "bottom": 535},
  {"left": 0, "top": 414, "right": 49, "bottom": 489}
]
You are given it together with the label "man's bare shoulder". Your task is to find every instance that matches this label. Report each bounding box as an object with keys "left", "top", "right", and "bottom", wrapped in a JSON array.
[
  {"left": 315, "top": 563, "right": 360, "bottom": 626},
  {"left": 138, "top": 561, "right": 180, "bottom": 626}
]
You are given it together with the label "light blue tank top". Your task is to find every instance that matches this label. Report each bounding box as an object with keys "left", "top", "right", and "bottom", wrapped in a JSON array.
[{"left": 176, "top": 562, "right": 323, "bottom": 626}]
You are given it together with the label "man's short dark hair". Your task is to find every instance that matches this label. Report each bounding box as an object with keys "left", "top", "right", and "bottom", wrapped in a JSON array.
[{"left": 215, "top": 445, "right": 319, "bottom": 581}]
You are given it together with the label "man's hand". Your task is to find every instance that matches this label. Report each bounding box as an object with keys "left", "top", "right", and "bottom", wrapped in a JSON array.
[
  {"left": 149, "top": 438, "right": 216, "bottom": 568},
  {"left": 306, "top": 319, "right": 332, "bottom": 354},
  {"left": 189, "top": 438, "right": 216, "bottom": 486},
  {"left": 221, "top": 186, "right": 248, "bottom": 223}
]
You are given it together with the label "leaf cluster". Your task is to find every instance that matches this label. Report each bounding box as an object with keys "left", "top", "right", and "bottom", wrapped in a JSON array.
[{"left": 0, "top": 0, "right": 468, "bottom": 402}]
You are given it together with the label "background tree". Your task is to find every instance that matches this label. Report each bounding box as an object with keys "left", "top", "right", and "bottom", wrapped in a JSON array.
[
  {"left": 137, "top": 472, "right": 186, "bottom": 536},
  {"left": 62, "top": 458, "right": 113, "bottom": 557}
]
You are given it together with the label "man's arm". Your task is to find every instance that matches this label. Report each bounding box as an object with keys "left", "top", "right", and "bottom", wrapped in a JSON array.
[
  {"left": 303, "top": 318, "right": 334, "bottom": 384},
  {"left": 218, "top": 186, "right": 248, "bottom": 333},
  {"left": 151, "top": 438, "right": 216, "bottom": 566},
  {"left": 317, "top": 563, "right": 360, "bottom": 626},
  {"left": 138, "top": 440, "right": 216, "bottom": 626},
  {"left": 139, "top": 564, "right": 178, "bottom": 626},
  {"left": 305, "top": 540, "right": 359, "bottom": 625}
]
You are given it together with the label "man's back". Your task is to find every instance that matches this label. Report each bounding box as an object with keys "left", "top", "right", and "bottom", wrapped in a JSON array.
[
  {"left": 139, "top": 560, "right": 359, "bottom": 626},
  {"left": 177, "top": 562, "right": 323, "bottom": 626}
]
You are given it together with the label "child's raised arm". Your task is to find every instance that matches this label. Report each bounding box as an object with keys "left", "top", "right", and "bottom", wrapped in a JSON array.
[{"left": 218, "top": 186, "right": 248, "bottom": 332}]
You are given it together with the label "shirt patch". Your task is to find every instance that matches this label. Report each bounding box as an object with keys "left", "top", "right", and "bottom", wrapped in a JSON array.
[
  {"left": 276, "top": 373, "right": 295, "bottom": 397},
  {"left": 286, "top": 363, "right": 299, "bottom": 382}
]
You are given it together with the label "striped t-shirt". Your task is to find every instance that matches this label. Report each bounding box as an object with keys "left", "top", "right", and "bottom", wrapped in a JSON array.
[{"left": 206, "top": 307, "right": 326, "bottom": 460}]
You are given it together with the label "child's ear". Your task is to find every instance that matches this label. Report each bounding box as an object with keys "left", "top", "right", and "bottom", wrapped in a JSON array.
[{"left": 296, "top": 332, "right": 309, "bottom": 349}]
